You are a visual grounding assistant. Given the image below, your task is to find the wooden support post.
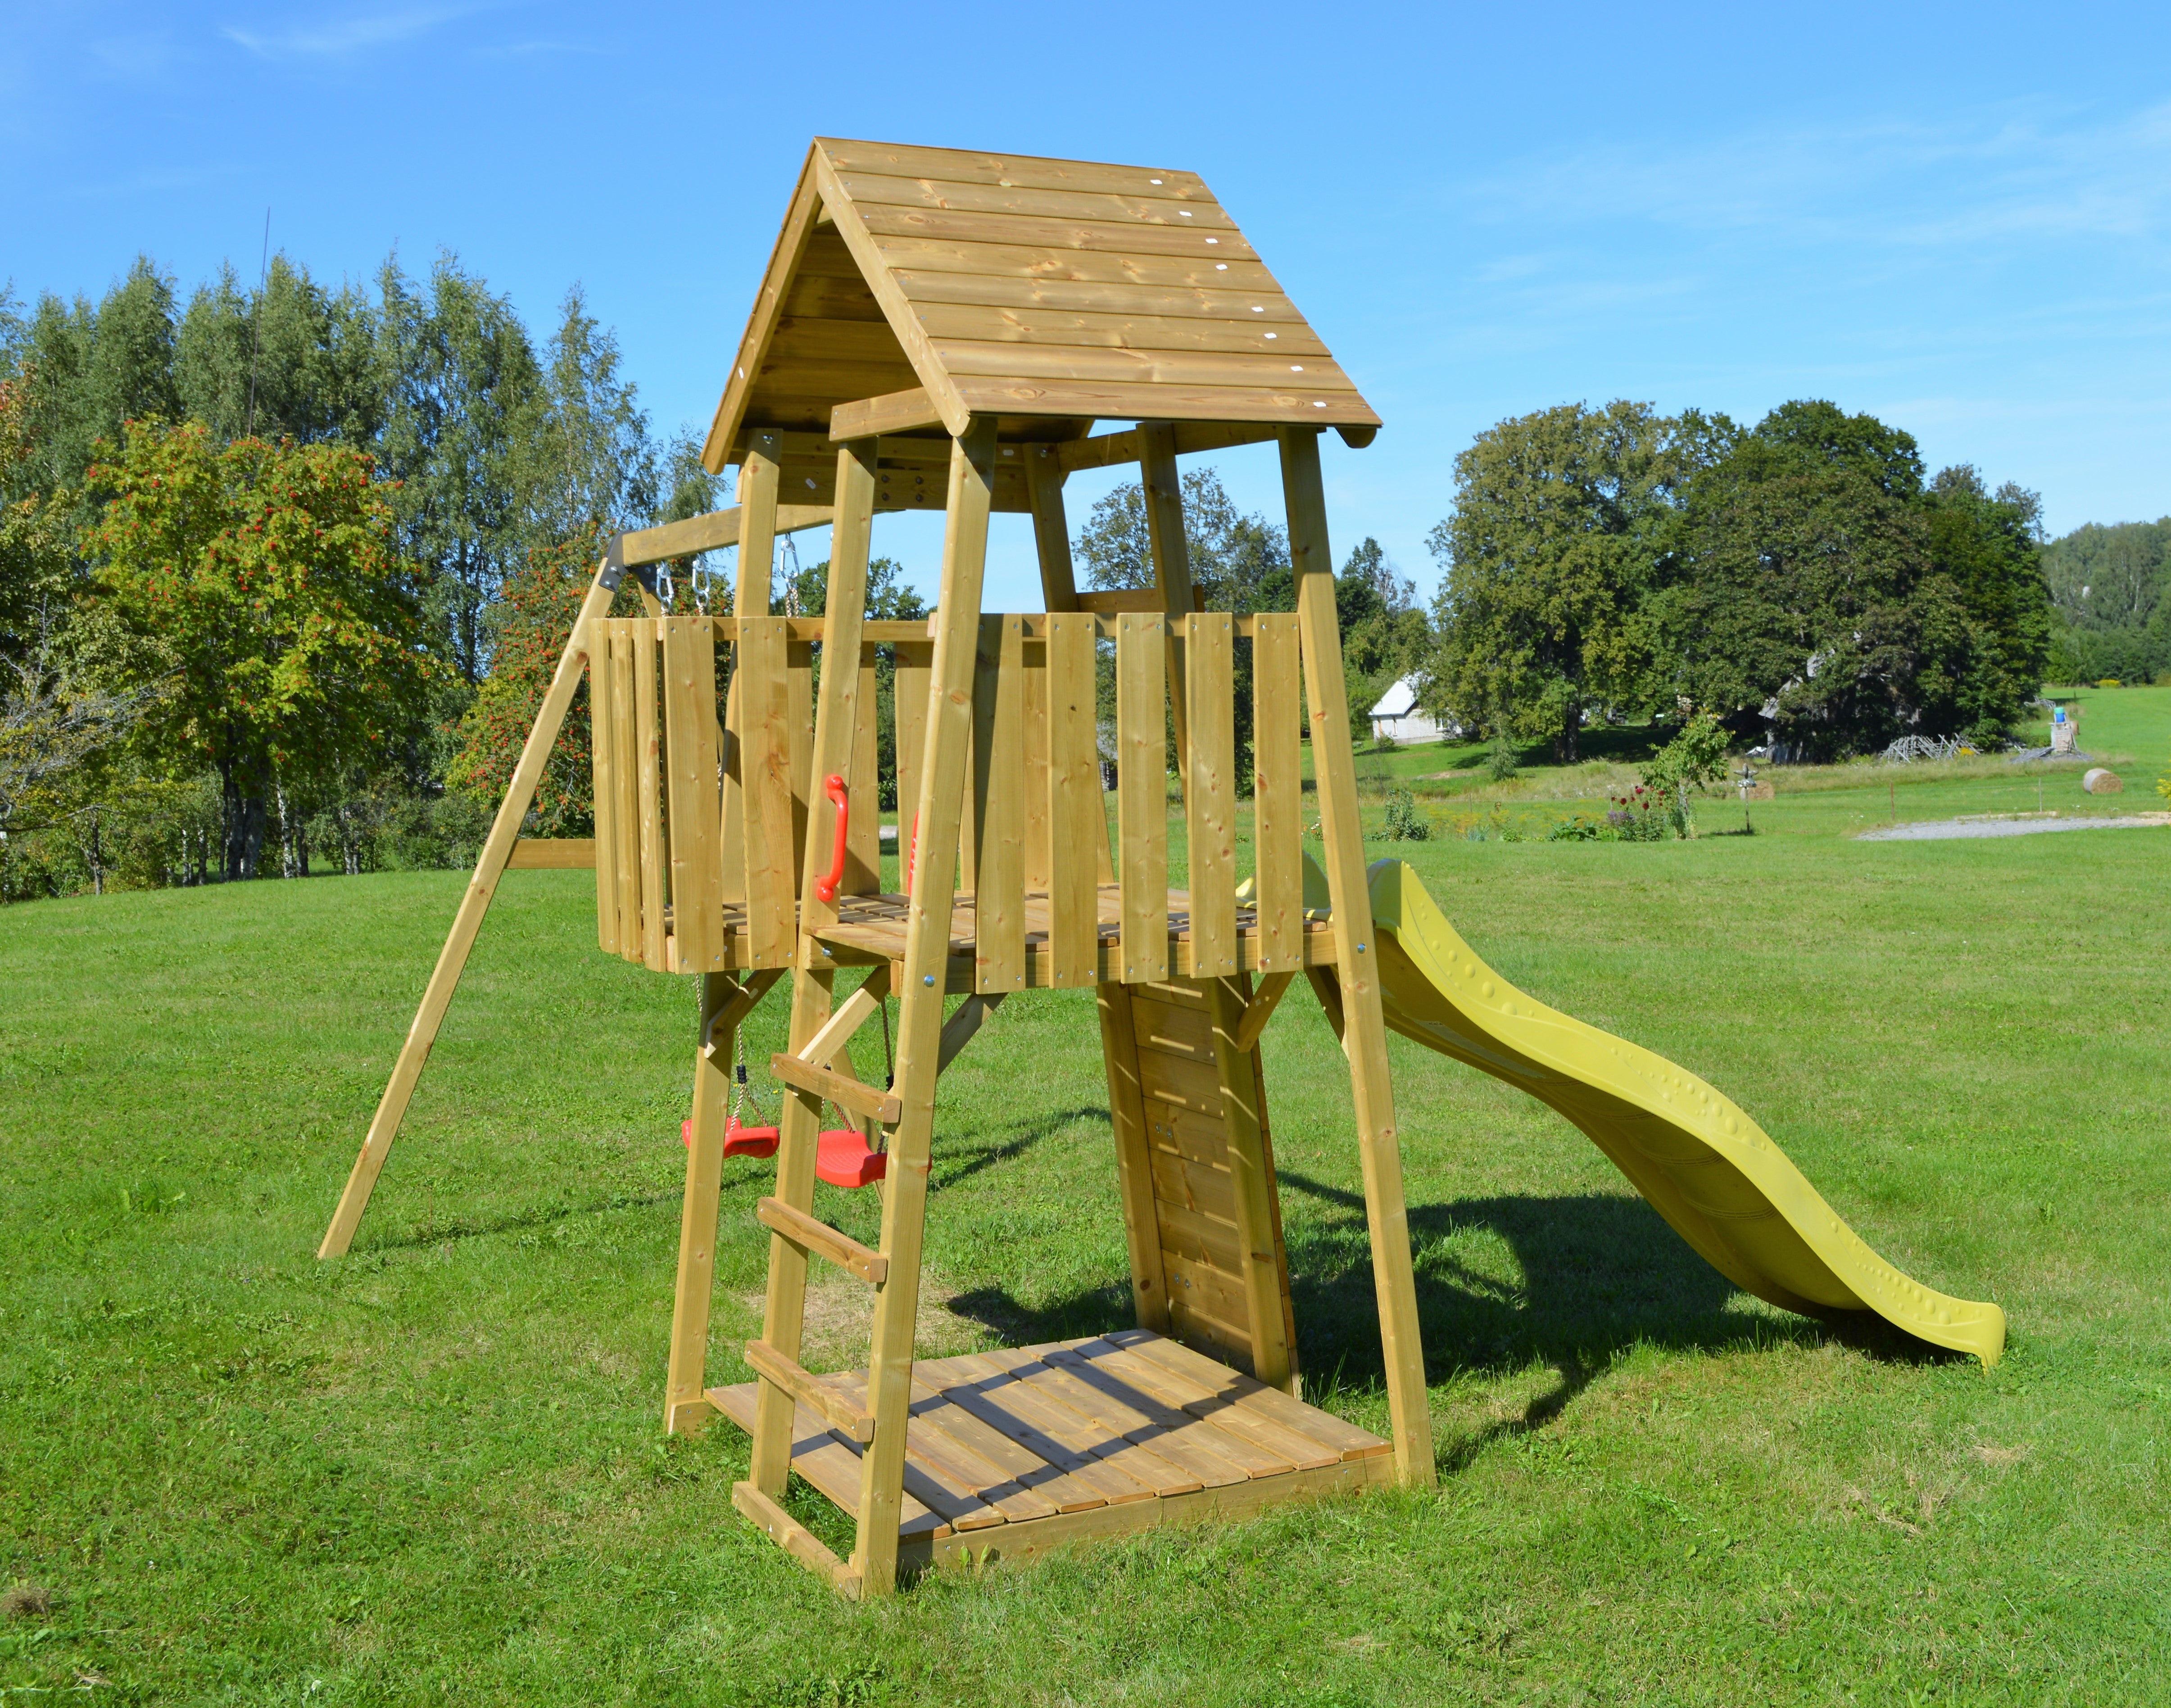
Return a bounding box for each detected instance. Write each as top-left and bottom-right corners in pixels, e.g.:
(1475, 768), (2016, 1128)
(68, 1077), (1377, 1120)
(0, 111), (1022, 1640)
(1279, 426), (1434, 1486)
(317, 559), (617, 1259)
(1139, 422), (1195, 802)
(748, 437), (878, 1495)
(854, 417), (998, 1596)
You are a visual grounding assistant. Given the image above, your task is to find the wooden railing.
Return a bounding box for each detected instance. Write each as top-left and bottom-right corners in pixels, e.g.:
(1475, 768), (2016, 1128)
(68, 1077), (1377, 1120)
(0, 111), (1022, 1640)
(586, 611), (1312, 987)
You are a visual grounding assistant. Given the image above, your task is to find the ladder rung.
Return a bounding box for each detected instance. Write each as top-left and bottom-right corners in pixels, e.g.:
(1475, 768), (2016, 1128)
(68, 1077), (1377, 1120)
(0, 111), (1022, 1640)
(744, 1338), (876, 1443)
(771, 1053), (902, 1126)
(758, 1196), (888, 1284)
(731, 1481), (862, 1597)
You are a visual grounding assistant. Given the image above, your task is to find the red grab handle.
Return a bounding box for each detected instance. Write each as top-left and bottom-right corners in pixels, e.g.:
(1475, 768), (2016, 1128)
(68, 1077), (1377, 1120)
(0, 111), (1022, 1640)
(814, 773), (850, 902)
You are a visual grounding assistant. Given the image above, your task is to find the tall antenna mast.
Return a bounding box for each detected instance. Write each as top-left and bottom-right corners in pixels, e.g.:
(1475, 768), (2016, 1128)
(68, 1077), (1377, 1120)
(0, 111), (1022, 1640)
(245, 207), (270, 438)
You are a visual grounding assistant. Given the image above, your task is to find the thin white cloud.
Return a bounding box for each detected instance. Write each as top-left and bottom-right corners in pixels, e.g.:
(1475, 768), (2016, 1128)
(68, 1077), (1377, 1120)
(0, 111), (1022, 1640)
(221, 6), (471, 59)
(1461, 99), (2171, 255)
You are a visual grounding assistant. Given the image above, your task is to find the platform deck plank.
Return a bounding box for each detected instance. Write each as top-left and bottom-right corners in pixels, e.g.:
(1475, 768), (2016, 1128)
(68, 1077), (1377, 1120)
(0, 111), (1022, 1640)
(711, 1332), (1390, 1566)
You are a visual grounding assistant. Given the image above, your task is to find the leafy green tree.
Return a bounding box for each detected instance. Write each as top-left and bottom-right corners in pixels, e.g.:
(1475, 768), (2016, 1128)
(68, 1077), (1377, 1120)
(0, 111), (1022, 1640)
(1920, 466), (2052, 737)
(372, 257), (547, 689)
(1657, 403), (2047, 755)
(1426, 401), (1727, 762)
(174, 255), (381, 448)
(6, 258), (181, 507)
(82, 420), (435, 878)
(2040, 517), (2170, 683)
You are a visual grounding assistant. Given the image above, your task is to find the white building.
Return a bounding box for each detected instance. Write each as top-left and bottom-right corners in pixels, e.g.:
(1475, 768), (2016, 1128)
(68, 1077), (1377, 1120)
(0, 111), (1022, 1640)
(1367, 676), (1456, 745)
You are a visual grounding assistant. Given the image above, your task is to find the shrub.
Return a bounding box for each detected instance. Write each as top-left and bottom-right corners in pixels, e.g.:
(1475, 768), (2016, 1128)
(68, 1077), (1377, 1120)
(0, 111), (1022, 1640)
(1487, 736), (1520, 781)
(1382, 788), (1429, 841)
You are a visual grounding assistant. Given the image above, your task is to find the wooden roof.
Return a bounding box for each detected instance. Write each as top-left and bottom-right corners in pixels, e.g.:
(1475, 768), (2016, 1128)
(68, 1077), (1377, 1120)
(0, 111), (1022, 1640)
(700, 139), (1380, 471)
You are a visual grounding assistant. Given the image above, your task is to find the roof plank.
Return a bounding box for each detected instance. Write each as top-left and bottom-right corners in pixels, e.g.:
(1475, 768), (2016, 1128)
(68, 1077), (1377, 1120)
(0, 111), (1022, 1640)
(832, 171), (1243, 231)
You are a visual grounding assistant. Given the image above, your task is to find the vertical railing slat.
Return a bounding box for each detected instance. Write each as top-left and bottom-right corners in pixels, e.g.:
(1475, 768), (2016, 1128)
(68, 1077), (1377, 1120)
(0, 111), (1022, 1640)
(1045, 612), (1100, 988)
(1117, 613), (1169, 984)
(844, 647), (882, 895)
(971, 615), (1026, 993)
(608, 623), (641, 962)
(892, 639), (931, 892)
(737, 615), (796, 970)
(589, 627), (620, 956)
(1251, 613), (1304, 974)
(662, 617), (725, 971)
(1022, 632), (1051, 897)
(633, 619), (669, 971)
(1185, 611), (1237, 978)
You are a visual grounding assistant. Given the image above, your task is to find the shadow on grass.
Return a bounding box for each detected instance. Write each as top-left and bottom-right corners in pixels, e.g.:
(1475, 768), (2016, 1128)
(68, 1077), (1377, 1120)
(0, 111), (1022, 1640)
(932, 1105), (1109, 1192)
(353, 1188), (680, 1255)
(937, 1166), (1958, 1475)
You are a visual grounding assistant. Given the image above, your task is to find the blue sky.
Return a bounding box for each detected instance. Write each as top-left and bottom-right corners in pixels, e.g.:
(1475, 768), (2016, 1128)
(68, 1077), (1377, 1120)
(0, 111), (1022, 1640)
(8, 2), (2170, 611)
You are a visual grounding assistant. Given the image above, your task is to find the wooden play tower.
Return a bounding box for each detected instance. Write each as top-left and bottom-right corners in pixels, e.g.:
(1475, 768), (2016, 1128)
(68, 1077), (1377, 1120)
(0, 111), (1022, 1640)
(319, 139), (1433, 1595)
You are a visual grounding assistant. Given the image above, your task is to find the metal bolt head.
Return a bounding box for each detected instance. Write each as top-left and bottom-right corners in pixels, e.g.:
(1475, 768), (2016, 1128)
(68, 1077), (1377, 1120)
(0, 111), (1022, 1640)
(924, 974), (935, 986)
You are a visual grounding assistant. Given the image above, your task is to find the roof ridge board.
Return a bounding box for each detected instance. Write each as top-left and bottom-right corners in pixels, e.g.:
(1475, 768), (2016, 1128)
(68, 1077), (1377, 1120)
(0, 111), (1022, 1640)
(892, 274), (1309, 322)
(815, 137), (1210, 198)
(832, 170), (1243, 231)
(854, 204), (1263, 263)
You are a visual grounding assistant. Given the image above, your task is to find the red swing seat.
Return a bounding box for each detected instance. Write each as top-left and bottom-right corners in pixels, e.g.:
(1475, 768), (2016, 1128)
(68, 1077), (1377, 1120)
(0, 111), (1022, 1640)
(680, 1118), (886, 1188)
(679, 1117), (780, 1158)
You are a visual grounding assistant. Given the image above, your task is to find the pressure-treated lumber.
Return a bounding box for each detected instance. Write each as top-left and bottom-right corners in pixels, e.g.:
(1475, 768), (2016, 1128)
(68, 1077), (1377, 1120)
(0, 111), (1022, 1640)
(855, 418), (998, 1595)
(936, 992), (1003, 1074)
(771, 1052), (903, 1127)
(1116, 613), (1169, 983)
(733, 1481), (862, 1597)
(1229, 971), (1296, 1056)
(1280, 426), (1433, 1486)
(829, 387), (945, 441)
(667, 966), (784, 1435)
(504, 838), (595, 869)
(616, 502), (834, 567)
(745, 1338), (876, 1443)
(317, 558), (618, 1260)
(748, 440), (875, 1495)
(757, 1197), (888, 1285)
(1097, 982), (1172, 1331)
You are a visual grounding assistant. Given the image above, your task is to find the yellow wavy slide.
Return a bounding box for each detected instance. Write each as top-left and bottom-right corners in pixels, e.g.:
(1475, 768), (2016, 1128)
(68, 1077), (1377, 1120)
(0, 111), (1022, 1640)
(1330, 858), (2005, 1364)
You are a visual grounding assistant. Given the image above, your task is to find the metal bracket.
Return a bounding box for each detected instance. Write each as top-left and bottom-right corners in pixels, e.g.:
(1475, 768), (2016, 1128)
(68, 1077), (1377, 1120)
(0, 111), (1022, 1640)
(599, 532), (662, 598)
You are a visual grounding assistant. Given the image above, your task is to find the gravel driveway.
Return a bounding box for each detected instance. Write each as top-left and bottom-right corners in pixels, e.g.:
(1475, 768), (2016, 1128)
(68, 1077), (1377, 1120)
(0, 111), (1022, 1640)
(1858, 813), (2171, 841)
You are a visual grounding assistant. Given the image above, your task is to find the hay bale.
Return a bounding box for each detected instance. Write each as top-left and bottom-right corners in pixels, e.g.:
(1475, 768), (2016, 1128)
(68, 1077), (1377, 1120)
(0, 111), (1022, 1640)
(2082, 768), (2123, 794)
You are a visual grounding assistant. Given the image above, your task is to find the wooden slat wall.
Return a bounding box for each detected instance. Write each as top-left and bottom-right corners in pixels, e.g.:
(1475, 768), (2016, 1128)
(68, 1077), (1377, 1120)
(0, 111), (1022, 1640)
(893, 639), (931, 881)
(632, 620), (669, 972)
(970, 616), (1025, 993)
(1122, 979), (1293, 1375)
(738, 616), (797, 969)
(844, 649), (881, 894)
(589, 633), (620, 956)
(1250, 613), (1304, 974)
(1043, 612), (1100, 988)
(662, 618), (726, 972)
(1184, 612), (1237, 978)
(1116, 613), (1168, 984)
(607, 624), (640, 960)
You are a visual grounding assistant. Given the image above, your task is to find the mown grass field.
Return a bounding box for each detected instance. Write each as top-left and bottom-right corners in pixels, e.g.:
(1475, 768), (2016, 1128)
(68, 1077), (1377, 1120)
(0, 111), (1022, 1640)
(4, 716), (2168, 1705)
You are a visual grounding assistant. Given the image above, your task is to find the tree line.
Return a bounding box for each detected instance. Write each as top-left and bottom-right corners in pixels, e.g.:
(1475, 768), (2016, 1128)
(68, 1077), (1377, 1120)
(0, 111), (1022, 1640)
(2, 248), (2113, 902)
(0, 252), (719, 897)
(2040, 518), (2171, 685)
(1423, 399), (2058, 762)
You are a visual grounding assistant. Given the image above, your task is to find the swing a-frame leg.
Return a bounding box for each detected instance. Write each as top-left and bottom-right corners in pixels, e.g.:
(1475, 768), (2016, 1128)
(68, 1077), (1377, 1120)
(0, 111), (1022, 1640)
(317, 552), (633, 1260)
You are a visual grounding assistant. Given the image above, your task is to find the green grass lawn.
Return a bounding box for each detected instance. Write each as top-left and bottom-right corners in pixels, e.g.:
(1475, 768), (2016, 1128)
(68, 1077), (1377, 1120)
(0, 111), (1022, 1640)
(5, 770), (2169, 1702)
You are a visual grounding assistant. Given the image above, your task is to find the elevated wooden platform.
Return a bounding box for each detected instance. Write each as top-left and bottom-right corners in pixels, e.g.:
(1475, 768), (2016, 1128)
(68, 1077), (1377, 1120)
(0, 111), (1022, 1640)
(666, 885), (1337, 983)
(708, 1329), (1389, 1573)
